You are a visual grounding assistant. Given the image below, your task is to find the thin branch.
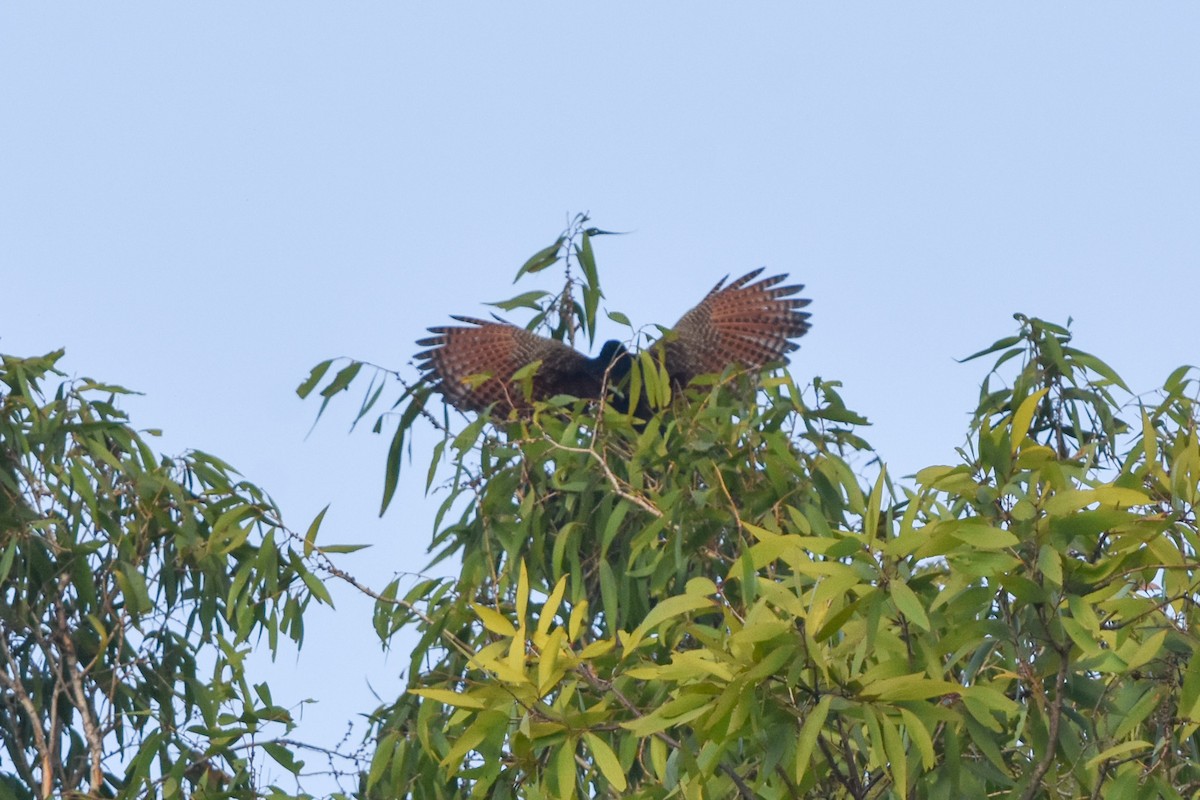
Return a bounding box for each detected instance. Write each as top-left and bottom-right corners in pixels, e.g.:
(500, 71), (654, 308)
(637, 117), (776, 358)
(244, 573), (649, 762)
(712, 466), (743, 534)
(540, 436), (663, 519)
(1019, 649), (1069, 800)
(817, 734), (861, 799)
(0, 635), (50, 796)
(54, 575), (104, 792)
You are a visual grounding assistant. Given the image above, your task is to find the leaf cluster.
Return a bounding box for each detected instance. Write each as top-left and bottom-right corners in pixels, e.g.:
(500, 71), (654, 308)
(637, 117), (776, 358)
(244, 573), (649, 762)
(0, 351), (337, 799)
(302, 228), (1200, 799)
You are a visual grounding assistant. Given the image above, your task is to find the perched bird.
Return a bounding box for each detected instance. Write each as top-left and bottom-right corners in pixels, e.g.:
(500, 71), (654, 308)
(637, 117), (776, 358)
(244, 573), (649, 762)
(416, 268), (811, 417)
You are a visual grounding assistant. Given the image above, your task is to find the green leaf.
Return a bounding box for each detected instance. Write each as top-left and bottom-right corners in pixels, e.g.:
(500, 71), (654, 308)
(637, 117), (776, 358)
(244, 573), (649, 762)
(1164, 364), (1194, 394)
(380, 422), (405, 516)
(318, 543), (368, 554)
(1044, 486), (1150, 516)
(1179, 647), (1200, 721)
(300, 568), (334, 606)
(555, 737), (577, 800)
(0, 538), (17, 585)
(627, 593), (717, 651)
(890, 581), (931, 630)
(1085, 740), (1153, 770)
(515, 237), (564, 280)
(1037, 545), (1062, 587)
(297, 359), (333, 398)
(944, 520), (1019, 549)
(794, 695), (831, 781)
(899, 707), (937, 769)
(116, 563), (153, 616)
(367, 732), (397, 790)
(958, 334), (1022, 363)
(862, 674), (963, 702)
(409, 687), (489, 709)
(864, 466), (886, 540)
(487, 290), (551, 312)
(262, 741), (301, 774)
(599, 559), (619, 633)
(880, 712), (907, 794)
(1112, 686), (1162, 740)
(320, 361), (362, 398)
(1122, 629), (1168, 673)
(577, 231), (598, 289)
(1065, 348), (1130, 391)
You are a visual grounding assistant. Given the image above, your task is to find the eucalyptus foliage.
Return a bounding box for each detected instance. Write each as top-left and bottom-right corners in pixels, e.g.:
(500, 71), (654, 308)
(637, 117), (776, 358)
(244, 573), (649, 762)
(0, 351), (334, 799)
(307, 227), (1199, 800)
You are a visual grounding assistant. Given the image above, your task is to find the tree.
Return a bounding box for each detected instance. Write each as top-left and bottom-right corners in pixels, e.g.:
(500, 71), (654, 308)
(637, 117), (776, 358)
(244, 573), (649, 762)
(0, 350), (347, 799)
(306, 220), (1200, 799)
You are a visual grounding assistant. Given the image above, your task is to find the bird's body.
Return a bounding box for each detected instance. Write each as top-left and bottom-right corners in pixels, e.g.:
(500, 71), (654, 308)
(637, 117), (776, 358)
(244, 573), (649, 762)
(417, 269), (810, 417)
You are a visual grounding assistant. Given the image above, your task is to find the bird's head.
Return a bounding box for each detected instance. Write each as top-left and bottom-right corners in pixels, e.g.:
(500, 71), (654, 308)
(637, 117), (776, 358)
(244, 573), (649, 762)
(593, 340), (632, 384)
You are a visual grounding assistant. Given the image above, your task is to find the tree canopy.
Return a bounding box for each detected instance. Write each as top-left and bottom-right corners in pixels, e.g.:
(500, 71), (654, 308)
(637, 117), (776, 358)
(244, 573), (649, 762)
(0, 351), (340, 798)
(304, 221), (1200, 799)
(4, 220), (1198, 799)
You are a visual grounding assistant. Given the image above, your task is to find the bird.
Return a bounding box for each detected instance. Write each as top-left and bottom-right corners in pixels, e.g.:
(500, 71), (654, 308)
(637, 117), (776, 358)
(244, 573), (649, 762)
(416, 268), (811, 417)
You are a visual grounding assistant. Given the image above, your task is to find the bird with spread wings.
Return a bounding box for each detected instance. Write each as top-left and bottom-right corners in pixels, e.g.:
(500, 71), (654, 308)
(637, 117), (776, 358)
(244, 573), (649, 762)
(417, 268), (811, 417)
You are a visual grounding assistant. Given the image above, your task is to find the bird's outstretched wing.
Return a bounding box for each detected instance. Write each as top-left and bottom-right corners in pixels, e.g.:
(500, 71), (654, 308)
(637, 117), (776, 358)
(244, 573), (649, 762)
(416, 317), (597, 414)
(660, 268), (811, 388)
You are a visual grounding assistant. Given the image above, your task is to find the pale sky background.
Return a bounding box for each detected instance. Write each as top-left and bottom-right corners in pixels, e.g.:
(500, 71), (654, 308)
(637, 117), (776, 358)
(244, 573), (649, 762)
(3, 4), (1198, 794)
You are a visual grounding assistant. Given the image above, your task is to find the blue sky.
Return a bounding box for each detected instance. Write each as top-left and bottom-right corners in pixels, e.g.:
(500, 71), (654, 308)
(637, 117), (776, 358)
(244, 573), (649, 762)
(3, 4), (1198, 793)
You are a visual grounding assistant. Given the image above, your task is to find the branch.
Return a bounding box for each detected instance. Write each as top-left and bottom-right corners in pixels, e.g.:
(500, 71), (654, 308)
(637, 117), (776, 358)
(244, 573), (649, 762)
(54, 576), (104, 792)
(1019, 650), (1069, 800)
(712, 466), (743, 534)
(0, 632), (54, 799)
(540, 436), (663, 519)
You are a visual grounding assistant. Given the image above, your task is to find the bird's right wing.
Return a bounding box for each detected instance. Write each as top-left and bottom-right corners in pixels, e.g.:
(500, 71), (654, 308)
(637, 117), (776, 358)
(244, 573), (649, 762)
(416, 317), (594, 415)
(660, 269), (811, 388)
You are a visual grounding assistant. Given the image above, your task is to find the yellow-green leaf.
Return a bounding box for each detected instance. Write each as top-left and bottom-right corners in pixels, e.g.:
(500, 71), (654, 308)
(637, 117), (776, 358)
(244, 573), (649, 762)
(516, 560), (530, 629)
(473, 603), (517, 637)
(863, 674), (963, 702)
(899, 707), (936, 769)
(626, 594), (717, 651)
(537, 576), (568, 638)
(890, 581), (930, 630)
(794, 695), (831, 782)
(945, 521), (1019, 549)
(1121, 629), (1168, 673)
(865, 466), (887, 540)
(583, 733), (627, 791)
(880, 712), (907, 793)
(555, 738), (577, 799)
(1037, 545), (1063, 587)
(568, 598), (588, 642)
(1085, 740), (1153, 769)
(408, 688), (488, 709)
(1011, 387), (1051, 453)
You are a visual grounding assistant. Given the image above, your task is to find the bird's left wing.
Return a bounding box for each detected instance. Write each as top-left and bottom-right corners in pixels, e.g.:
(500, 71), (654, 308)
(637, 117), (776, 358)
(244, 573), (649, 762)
(417, 317), (596, 415)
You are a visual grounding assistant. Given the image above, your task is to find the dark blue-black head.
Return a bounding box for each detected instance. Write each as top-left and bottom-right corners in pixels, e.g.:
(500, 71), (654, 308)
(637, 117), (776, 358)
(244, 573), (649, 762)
(587, 340), (639, 416)
(593, 340), (632, 383)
